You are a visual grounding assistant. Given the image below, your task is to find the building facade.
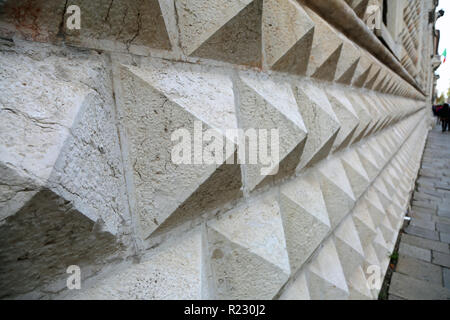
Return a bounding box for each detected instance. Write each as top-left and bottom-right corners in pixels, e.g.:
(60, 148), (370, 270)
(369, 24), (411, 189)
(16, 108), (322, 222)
(0, 0), (441, 299)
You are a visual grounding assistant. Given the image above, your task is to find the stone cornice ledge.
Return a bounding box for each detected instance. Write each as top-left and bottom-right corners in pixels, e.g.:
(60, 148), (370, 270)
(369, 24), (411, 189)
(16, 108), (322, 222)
(299, 0), (425, 97)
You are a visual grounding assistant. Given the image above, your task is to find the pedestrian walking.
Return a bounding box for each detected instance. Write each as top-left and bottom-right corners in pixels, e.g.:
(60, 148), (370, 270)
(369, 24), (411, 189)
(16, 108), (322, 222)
(439, 103), (450, 132)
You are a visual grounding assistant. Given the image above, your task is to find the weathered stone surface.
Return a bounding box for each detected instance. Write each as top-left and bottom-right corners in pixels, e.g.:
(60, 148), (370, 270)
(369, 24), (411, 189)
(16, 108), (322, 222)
(263, 0), (314, 74)
(432, 252), (450, 268)
(389, 272), (450, 300)
(206, 225), (288, 300)
(0, 0), (172, 52)
(280, 174), (330, 273)
(207, 194), (290, 278)
(396, 255), (443, 285)
(116, 61), (242, 239)
(387, 125), (450, 300)
(0, 0), (65, 42)
(333, 215), (365, 279)
(436, 223), (450, 234)
(444, 268), (450, 290)
(405, 225), (440, 241)
(0, 0), (436, 301)
(235, 72), (307, 191)
(70, 229), (203, 299)
(66, 0), (171, 51)
(410, 219), (436, 231)
(398, 243), (431, 262)
(440, 233), (450, 244)
(178, 0), (262, 66)
(317, 158), (356, 228)
(293, 83), (340, 170)
(307, 238), (349, 300)
(347, 266), (373, 300)
(0, 41), (129, 235)
(280, 272), (310, 300)
(0, 190), (121, 299)
(401, 234), (450, 254)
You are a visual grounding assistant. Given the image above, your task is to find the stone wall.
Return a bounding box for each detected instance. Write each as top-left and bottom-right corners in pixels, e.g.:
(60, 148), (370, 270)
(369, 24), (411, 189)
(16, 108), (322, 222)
(0, 0), (436, 299)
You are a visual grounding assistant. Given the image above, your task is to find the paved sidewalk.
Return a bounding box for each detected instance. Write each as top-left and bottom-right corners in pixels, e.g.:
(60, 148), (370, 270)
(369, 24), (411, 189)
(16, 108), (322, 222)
(388, 126), (450, 300)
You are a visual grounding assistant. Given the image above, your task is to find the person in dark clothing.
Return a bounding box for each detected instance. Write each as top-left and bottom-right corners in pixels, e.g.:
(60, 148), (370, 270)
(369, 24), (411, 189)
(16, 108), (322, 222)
(439, 103), (450, 132)
(432, 105), (441, 125)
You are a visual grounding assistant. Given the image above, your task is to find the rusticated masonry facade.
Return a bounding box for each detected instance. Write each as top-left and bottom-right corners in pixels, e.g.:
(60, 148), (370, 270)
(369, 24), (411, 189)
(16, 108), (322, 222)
(0, 0), (439, 299)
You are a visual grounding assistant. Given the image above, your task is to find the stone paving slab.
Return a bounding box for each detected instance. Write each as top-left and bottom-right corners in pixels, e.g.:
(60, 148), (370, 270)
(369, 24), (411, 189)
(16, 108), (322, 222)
(409, 211), (433, 221)
(444, 268), (450, 290)
(401, 234), (450, 254)
(410, 219), (436, 231)
(396, 255), (442, 285)
(432, 252), (450, 268)
(389, 272), (450, 300)
(438, 209), (450, 219)
(414, 192), (441, 202)
(398, 243), (431, 262)
(411, 206), (436, 215)
(440, 232), (450, 244)
(388, 127), (450, 300)
(404, 225), (440, 241)
(435, 215), (450, 225)
(436, 223), (450, 234)
(412, 200), (438, 211)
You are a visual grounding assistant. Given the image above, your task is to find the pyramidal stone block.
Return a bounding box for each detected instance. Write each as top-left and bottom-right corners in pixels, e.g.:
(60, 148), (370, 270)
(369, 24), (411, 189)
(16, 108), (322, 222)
(373, 228), (390, 268)
(207, 194), (291, 277)
(356, 145), (381, 182)
(293, 83), (341, 170)
(380, 216), (396, 248)
(1, 46), (90, 187)
(317, 158), (356, 228)
(345, 92), (373, 143)
(263, 0), (314, 74)
(357, 97), (383, 137)
(363, 96), (389, 133)
(373, 179), (392, 209)
(307, 238), (349, 300)
(352, 55), (373, 87)
(70, 229), (204, 299)
(333, 215), (365, 279)
(352, 201), (378, 249)
(177, 0), (263, 66)
(366, 68), (383, 91)
(325, 88), (360, 152)
(348, 266), (373, 300)
(279, 271), (310, 300)
(236, 72), (307, 191)
(367, 140), (388, 168)
(206, 225), (289, 300)
(386, 205), (402, 230)
(280, 173), (331, 273)
(0, 0), (66, 43)
(335, 39), (361, 85)
(64, 0), (172, 51)
(176, 0), (252, 55)
(116, 61), (242, 239)
(0, 189), (121, 299)
(0, 165), (39, 222)
(363, 243), (381, 273)
(364, 188), (387, 228)
(304, 7), (344, 81)
(341, 149), (371, 199)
